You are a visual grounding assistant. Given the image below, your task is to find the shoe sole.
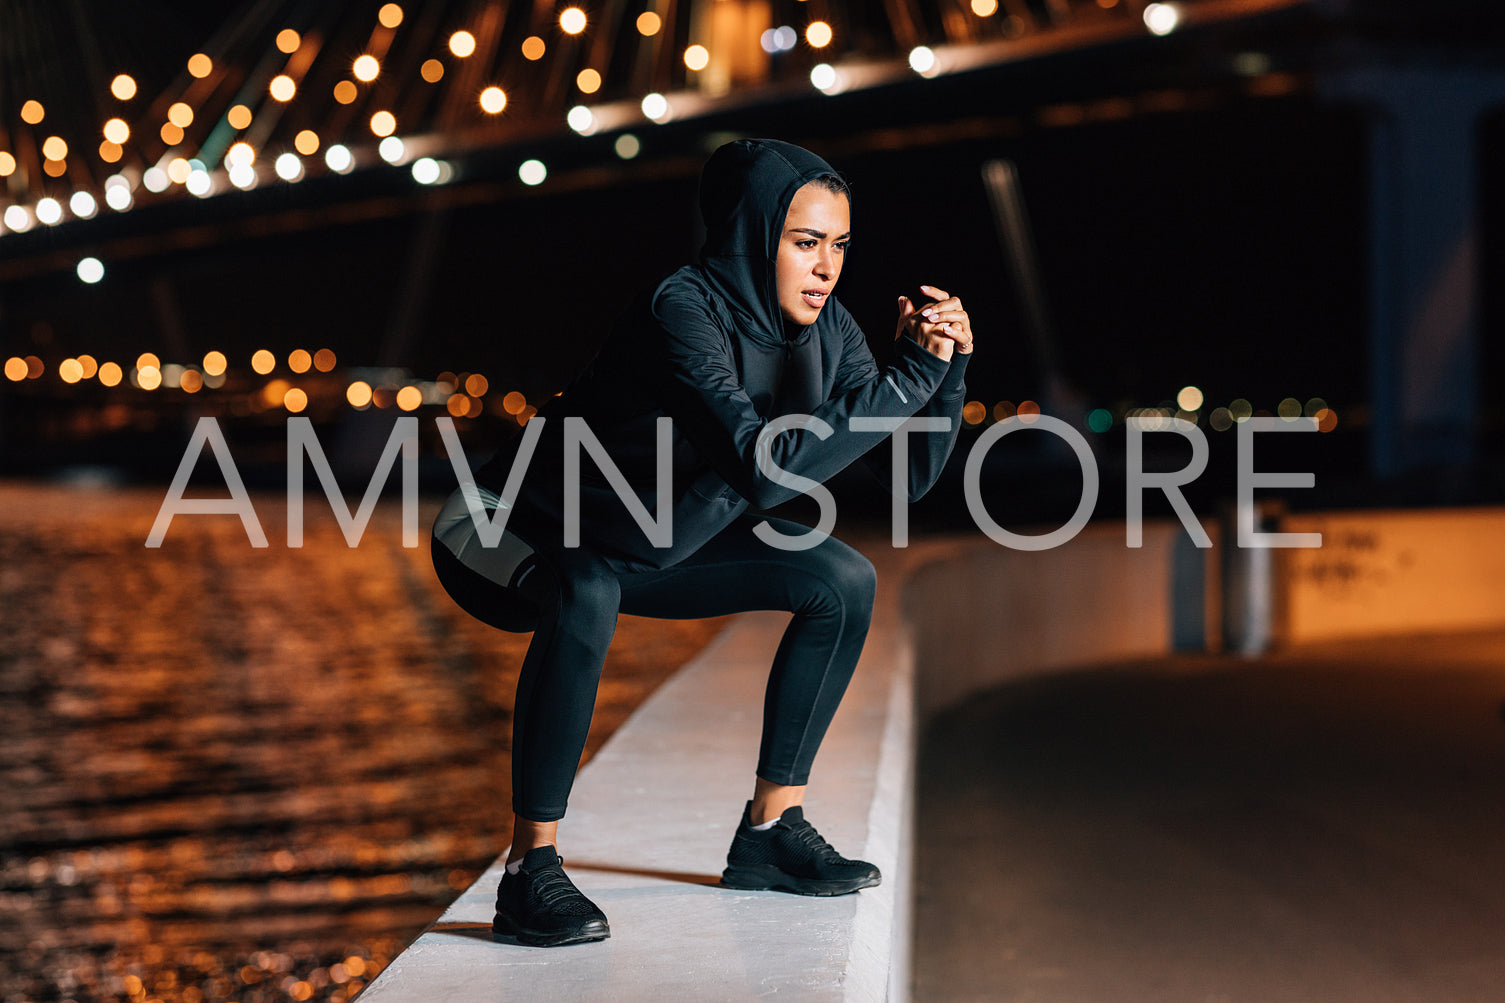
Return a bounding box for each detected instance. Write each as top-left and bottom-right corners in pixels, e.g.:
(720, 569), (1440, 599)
(491, 914), (610, 947)
(720, 864), (882, 897)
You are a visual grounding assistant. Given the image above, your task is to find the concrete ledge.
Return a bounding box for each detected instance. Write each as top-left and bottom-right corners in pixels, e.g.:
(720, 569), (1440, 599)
(361, 524), (1195, 1001)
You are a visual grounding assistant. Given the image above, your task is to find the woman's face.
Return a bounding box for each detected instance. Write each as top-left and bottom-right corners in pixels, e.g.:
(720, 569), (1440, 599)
(775, 182), (851, 327)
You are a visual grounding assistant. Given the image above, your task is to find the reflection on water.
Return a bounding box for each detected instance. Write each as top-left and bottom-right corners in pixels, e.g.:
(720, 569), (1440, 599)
(0, 484), (727, 1002)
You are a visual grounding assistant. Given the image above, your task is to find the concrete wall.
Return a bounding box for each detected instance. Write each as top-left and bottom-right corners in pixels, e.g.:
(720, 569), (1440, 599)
(907, 522), (1189, 720)
(1279, 507), (1505, 644)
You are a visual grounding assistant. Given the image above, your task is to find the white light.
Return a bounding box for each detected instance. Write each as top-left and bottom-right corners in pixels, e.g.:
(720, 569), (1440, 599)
(378, 136), (406, 164)
(69, 191), (97, 219)
(518, 159), (547, 186)
(810, 63), (841, 93)
(774, 26), (797, 51)
(909, 46), (937, 75)
(3, 205), (30, 232)
(411, 157), (441, 185)
(35, 198), (63, 225)
(760, 29), (779, 54)
(76, 257), (104, 284)
(325, 144), (354, 173)
(229, 163), (257, 189)
(104, 174), (131, 191)
(143, 167), (169, 192)
(275, 152), (303, 181)
(1144, 2), (1180, 35)
(105, 185), (132, 211)
(566, 105), (596, 134)
(640, 92), (669, 121)
(186, 169), (212, 196)
(226, 142), (255, 168)
(615, 133), (641, 159)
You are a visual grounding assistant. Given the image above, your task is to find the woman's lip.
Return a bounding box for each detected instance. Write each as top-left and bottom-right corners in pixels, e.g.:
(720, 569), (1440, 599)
(802, 291), (827, 308)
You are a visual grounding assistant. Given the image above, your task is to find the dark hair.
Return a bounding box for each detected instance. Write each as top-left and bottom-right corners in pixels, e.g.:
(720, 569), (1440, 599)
(810, 172), (850, 200)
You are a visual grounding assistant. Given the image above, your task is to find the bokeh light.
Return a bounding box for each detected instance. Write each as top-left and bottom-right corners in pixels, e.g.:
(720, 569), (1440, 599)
(203, 351), (227, 376)
(522, 36), (545, 60)
(615, 134), (641, 159)
(560, 7), (587, 34)
(20, 100), (43, 124)
(449, 31), (476, 57)
(1144, 2), (1180, 35)
(1177, 385), (1204, 411)
(137, 366), (162, 391)
(98, 361), (123, 386)
(269, 75), (296, 101)
(577, 68), (602, 93)
(251, 350), (276, 375)
(103, 118), (130, 144)
(276, 30), (300, 54)
(806, 21), (833, 48)
(187, 53), (213, 76)
(1087, 408), (1113, 433)
(314, 349), (337, 372)
(395, 386), (423, 411)
(283, 388), (308, 413)
(379, 4), (404, 28)
(294, 130), (320, 155)
(288, 349), (312, 374)
(637, 12), (661, 35)
(518, 159), (547, 185)
(465, 374), (489, 397)
(684, 45), (710, 71)
(334, 80), (358, 104)
(972, 0), (1000, 15)
(4, 357), (28, 381)
(228, 104), (253, 129)
(353, 55), (380, 82)
(111, 74), (137, 100)
(421, 59), (445, 82)
(76, 257), (104, 283)
(480, 87), (507, 113)
(962, 401), (986, 426)
(347, 381), (373, 408)
(370, 110), (396, 136)
(70, 191), (97, 219)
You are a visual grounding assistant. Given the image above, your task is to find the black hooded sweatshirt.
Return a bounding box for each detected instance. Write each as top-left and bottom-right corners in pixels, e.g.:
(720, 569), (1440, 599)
(473, 138), (970, 573)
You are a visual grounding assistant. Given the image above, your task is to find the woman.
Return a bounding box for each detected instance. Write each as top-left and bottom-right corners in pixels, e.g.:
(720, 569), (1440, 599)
(432, 138), (975, 947)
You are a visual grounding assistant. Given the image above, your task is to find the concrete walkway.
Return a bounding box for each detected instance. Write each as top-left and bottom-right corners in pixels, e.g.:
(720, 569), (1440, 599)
(914, 628), (1505, 1002)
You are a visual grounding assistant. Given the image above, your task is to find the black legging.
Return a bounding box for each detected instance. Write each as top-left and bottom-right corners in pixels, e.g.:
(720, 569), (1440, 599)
(431, 512), (877, 822)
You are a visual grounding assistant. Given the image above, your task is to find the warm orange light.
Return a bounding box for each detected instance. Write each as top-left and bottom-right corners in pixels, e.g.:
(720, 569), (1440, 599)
(294, 130), (319, 155)
(98, 140), (123, 163)
(98, 361), (123, 387)
(180, 370), (203, 393)
(972, 0), (999, 14)
(353, 55), (380, 82)
(446, 393), (468, 417)
(449, 31), (476, 57)
(167, 158), (191, 183)
(683, 45), (710, 71)
(0, 153), (14, 176)
(137, 366), (162, 391)
(576, 68), (601, 93)
(187, 53), (213, 77)
(333, 81), (358, 104)
(41, 136), (67, 160)
(42, 159), (65, 177)
(261, 379), (291, 407)
(3, 357), (27, 381)
(395, 385), (423, 411)
(313, 348), (336, 372)
(1017, 399), (1041, 423)
(111, 75), (137, 100)
(993, 401), (1016, 421)
(421, 59), (445, 81)
(521, 36), (545, 60)
(479, 87), (507, 113)
(379, 4), (404, 28)
(24, 356), (43, 379)
(276, 29), (301, 54)
(370, 110), (396, 136)
(962, 401), (986, 425)
(1315, 408), (1338, 433)
(168, 102), (194, 128)
(806, 21), (833, 47)
(288, 349), (312, 373)
(637, 12), (661, 35)
(251, 349), (276, 375)
(59, 359), (83, 384)
(103, 118), (130, 144)
(559, 7), (587, 34)
(284, 387), (308, 413)
(21, 100), (44, 124)
(465, 373), (488, 397)
(347, 381), (373, 407)
(203, 350), (227, 376)
(136, 352), (161, 371)
(160, 122), (185, 146)
(77, 355), (98, 379)
(502, 390), (526, 415)
(227, 141), (255, 166)
(228, 104), (253, 129)
(269, 75), (296, 102)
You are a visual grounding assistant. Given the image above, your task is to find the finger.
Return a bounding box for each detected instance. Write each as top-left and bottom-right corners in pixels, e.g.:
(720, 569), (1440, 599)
(920, 284), (951, 301)
(918, 299), (962, 321)
(920, 309), (967, 325)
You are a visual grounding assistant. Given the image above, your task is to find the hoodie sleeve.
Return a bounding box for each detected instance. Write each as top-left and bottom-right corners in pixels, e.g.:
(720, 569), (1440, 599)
(829, 304), (970, 501)
(655, 285), (953, 511)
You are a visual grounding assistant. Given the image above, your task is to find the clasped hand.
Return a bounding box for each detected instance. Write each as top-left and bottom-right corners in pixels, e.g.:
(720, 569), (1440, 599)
(895, 285), (974, 362)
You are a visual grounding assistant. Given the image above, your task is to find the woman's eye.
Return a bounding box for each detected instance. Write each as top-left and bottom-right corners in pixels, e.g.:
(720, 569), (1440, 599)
(796, 239), (816, 249)
(835, 241), (849, 252)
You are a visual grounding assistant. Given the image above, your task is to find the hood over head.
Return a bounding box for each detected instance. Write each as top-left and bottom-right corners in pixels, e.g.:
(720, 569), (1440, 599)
(697, 138), (848, 347)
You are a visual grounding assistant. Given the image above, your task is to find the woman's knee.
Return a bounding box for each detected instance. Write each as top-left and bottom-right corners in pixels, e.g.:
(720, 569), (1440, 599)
(792, 543), (876, 619)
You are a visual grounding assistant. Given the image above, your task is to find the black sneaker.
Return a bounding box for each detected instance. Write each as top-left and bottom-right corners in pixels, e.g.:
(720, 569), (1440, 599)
(492, 846), (610, 947)
(721, 802), (882, 896)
